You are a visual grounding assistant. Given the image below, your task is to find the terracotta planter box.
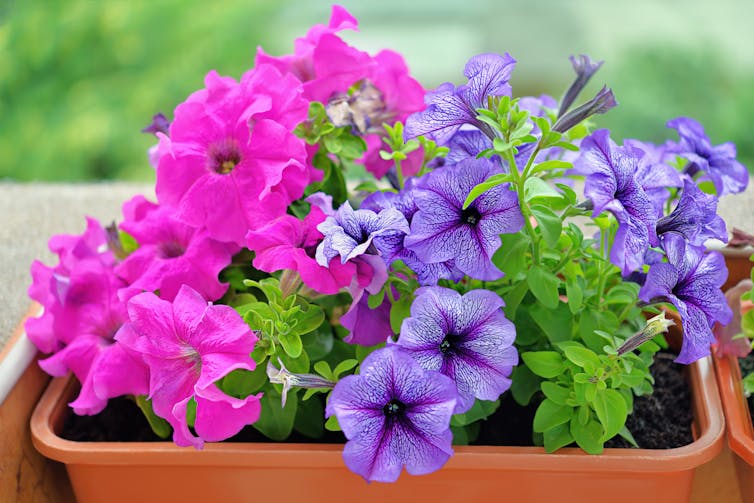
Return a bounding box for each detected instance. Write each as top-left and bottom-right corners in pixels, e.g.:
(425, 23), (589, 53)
(32, 356), (723, 503)
(715, 354), (754, 502)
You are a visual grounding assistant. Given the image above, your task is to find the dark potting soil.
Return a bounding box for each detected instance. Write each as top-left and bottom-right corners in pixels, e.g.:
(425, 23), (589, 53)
(62, 352), (693, 449)
(739, 353), (754, 421)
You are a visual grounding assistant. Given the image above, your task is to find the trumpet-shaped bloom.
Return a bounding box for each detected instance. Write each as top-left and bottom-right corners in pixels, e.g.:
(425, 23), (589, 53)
(624, 139), (682, 216)
(656, 179), (727, 246)
(405, 53), (516, 144)
(639, 233), (732, 364)
(326, 346), (457, 482)
(667, 117), (748, 196)
(395, 287), (517, 413)
(117, 285), (261, 448)
(246, 204), (356, 295)
(315, 201), (409, 266)
(404, 158), (524, 281)
(155, 68), (309, 246)
(116, 196), (236, 302)
(573, 129), (657, 275)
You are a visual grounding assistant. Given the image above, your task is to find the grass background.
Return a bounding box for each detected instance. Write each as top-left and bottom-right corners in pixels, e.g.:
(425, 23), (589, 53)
(1, 0), (752, 182)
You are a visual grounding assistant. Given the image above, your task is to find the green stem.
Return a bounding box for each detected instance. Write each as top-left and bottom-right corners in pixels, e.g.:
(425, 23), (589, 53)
(596, 225), (610, 308)
(395, 158), (404, 190)
(505, 150), (540, 264)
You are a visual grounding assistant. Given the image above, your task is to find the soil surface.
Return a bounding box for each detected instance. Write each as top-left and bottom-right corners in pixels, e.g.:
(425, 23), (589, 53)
(62, 352), (693, 449)
(739, 353), (754, 420)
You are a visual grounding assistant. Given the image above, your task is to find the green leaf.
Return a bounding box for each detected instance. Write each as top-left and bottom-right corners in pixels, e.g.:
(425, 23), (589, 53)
(501, 279), (529, 320)
(462, 173), (512, 209)
(527, 265), (560, 309)
(560, 343), (601, 370)
(278, 332), (303, 358)
(618, 426), (639, 447)
(293, 394), (325, 439)
(522, 351), (565, 378)
(510, 364), (541, 405)
(593, 389), (629, 442)
(301, 324), (334, 361)
(524, 177), (562, 202)
(332, 359), (358, 379)
(533, 399), (573, 432)
(252, 389), (299, 441)
(578, 310), (619, 352)
(543, 422), (575, 453)
(450, 399), (500, 427)
(278, 349), (310, 375)
(313, 361), (334, 381)
(541, 382), (570, 405)
(570, 416), (604, 454)
(324, 414), (341, 431)
(367, 290), (385, 309)
(530, 302), (574, 343)
(530, 204), (562, 248)
(389, 295), (411, 334)
(531, 159), (572, 175)
(565, 277), (583, 314)
(492, 232), (530, 280)
(451, 426), (470, 445)
(134, 395), (172, 439)
(290, 302), (325, 336)
(220, 366), (267, 398)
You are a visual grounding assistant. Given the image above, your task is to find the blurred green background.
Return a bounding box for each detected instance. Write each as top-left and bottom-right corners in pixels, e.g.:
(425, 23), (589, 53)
(1, 0), (753, 181)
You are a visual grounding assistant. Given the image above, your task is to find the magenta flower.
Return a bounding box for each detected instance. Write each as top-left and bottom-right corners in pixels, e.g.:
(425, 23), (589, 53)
(258, 7), (425, 180)
(115, 195), (236, 302)
(26, 218), (125, 353)
(245, 205), (356, 295)
(326, 346), (457, 482)
(395, 287), (517, 413)
(155, 68), (309, 246)
(117, 285), (261, 448)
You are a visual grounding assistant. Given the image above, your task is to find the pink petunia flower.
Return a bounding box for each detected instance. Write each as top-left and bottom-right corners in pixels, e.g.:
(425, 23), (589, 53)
(256, 6), (425, 180)
(245, 204), (356, 295)
(117, 285), (261, 448)
(116, 195), (237, 302)
(155, 67), (309, 246)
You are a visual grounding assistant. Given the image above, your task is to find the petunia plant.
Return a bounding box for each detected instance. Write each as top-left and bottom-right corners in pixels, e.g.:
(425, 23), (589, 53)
(27, 4), (747, 483)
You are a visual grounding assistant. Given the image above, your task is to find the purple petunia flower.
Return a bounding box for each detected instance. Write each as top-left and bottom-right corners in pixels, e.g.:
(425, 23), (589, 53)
(395, 287), (517, 413)
(361, 182), (464, 285)
(404, 53), (516, 144)
(326, 346), (457, 482)
(404, 158), (524, 281)
(315, 201), (409, 266)
(624, 139), (683, 216)
(573, 129), (657, 275)
(666, 117), (748, 196)
(639, 233), (732, 364)
(656, 179), (727, 246)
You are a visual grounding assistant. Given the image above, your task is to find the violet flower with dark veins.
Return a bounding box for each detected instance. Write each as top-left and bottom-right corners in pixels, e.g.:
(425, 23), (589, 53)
(315, 201), (409, 266)
(656, 178), (727, 246)
(404, 158), (524, 281)
(667, 117), (748, 196)
(557, 54), (604, 118)
(395, 286), (517, 413)
(639, 233), (732, 364)
(361, 182), (464, 285)
(325, 346), (457, 482)
(404, 53), (516, 144)
(573, 129), (657, 275)
(624, 139), (682, 216)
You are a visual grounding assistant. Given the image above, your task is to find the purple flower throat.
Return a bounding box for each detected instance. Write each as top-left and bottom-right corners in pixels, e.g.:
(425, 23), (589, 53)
(208, 138), (242, 174)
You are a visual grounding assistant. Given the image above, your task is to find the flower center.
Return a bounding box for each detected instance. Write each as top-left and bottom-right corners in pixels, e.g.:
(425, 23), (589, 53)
(460, 206), (482, 226)
(207, 138), (242, 175)
(158, 241), (186, 259)
(439, 334), (460, 355)
(383, 399), (405, 417)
